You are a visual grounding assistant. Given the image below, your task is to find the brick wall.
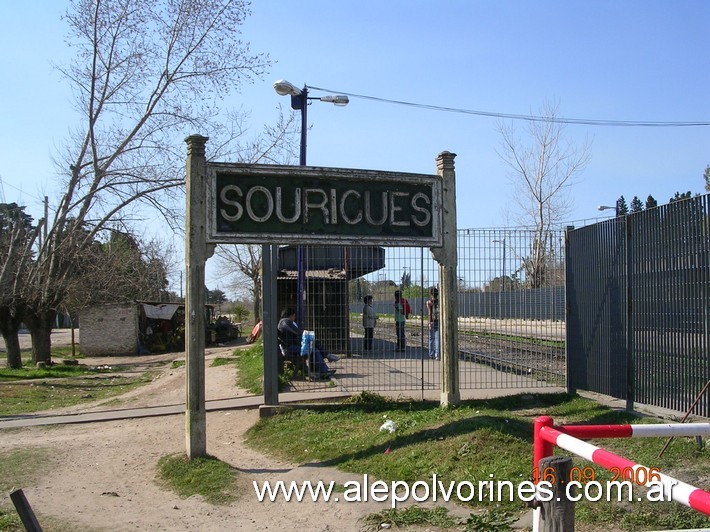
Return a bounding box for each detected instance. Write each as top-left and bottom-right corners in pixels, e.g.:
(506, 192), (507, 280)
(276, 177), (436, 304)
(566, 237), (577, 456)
(80, 303), (139, 356)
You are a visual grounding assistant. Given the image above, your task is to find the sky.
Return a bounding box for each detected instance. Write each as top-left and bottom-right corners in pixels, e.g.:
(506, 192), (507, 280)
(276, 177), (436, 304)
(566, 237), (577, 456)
(1, 1), (708, 293)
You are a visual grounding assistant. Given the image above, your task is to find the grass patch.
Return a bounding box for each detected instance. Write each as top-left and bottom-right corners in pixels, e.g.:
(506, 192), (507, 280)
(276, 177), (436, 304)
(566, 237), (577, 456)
(234, 342), (265, 394)
(211, 357), (237, 368)
(0, 371), (156, 416)
(245, 391), (710, 530)
(0, 507), (23, 531)
(0, 447), (57, 531)
(157, 453), (239, 504)
(366, 505), (461, 529)
(49, 345), (83, 358)
(0, 363), (113, 381)
(171, 360), (185, 369)
(0, 447), (56, 494)
(0, 447), (78, 531)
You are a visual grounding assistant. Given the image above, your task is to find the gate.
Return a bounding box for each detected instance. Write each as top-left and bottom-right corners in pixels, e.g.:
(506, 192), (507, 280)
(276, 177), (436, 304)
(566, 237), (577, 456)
(567, 195), (710, 416)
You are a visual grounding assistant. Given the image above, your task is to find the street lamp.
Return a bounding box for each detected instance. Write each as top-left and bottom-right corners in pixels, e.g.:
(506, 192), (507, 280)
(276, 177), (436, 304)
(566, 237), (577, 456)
(273, 80), (349, 166)
(273, 80), (349, 326)
(597, 205), (619, 216)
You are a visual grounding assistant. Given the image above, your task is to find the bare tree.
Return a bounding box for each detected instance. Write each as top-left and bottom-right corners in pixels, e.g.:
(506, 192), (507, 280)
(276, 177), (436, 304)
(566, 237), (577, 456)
(498, 100), (591, 287)
(210, 107), (300, 323)
(6, 0), (289, 365)
(213, 244), (263, 322)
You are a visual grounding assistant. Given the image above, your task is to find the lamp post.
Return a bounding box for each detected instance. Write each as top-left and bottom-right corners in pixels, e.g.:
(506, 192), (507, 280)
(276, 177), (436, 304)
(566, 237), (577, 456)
(273, 80), (349, 326)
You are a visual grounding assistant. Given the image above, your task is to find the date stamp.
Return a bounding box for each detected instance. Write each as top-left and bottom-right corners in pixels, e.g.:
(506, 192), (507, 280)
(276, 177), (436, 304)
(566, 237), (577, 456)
(533, 466), (661, 485)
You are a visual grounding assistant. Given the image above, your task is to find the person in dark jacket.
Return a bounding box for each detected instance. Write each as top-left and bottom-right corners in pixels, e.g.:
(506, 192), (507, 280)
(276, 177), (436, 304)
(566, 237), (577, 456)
(277, 308), (335, 379)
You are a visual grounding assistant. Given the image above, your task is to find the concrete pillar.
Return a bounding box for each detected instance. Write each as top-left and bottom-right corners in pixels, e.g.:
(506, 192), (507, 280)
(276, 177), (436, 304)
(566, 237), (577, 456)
(432, 151), (460, 407)
(184, 134), (208, 458)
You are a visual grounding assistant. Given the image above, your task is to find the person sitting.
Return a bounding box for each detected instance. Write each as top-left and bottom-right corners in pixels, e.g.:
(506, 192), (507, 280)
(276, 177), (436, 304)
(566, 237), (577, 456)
(277, 308), (336, 380)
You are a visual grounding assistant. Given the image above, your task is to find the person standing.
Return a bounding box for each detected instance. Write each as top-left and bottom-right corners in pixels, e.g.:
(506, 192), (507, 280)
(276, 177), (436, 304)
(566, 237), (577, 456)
(362, 295), (377, 350)
(393, 290), (406, 351)
(426, 287), (440, 360)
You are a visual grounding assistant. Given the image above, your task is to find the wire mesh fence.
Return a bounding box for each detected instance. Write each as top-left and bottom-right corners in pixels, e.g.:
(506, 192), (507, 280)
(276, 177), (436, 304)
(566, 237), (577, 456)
(279, 228), (566, 393)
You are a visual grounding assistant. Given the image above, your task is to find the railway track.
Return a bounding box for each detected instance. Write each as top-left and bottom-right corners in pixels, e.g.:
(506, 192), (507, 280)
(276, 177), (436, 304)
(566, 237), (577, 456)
(362, 322), (566, 383)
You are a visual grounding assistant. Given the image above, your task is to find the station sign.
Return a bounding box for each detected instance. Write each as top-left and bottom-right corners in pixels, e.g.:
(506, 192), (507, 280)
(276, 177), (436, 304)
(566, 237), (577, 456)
(206, 163), (442, 246)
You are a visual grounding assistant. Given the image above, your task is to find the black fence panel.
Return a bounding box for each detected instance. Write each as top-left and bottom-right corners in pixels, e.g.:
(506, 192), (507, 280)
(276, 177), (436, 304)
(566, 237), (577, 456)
(567, 195), (710, 416)
(566, 219), (628, 400)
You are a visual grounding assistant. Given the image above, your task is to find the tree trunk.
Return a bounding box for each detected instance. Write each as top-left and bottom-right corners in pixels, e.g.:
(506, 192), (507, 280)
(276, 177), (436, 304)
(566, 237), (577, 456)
(3, 331), (22, 369)
(26, 309), (55, 365)
(0, 309), (23, 369)
(253, 278), (262, 324)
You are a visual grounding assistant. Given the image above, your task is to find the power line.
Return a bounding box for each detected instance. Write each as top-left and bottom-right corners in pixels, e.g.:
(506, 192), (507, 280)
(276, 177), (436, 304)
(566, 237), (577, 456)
(0, 176), (49, 209)
(308, 86), (710, 127)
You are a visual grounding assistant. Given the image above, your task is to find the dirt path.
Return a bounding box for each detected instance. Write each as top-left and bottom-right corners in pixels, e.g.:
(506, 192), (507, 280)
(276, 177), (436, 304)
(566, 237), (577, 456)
(0, 343), (477, 531)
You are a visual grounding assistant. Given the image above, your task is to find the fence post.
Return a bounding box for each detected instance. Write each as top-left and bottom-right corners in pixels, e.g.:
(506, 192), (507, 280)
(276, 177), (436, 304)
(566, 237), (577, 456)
(538, 456), (575, 531)
(624, 215), (634, 412)
(564, 225), (576, 395)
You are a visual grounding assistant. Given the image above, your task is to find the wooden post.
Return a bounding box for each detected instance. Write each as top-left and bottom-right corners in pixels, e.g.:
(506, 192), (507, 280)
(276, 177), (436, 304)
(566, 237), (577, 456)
(185, 134), (209, 458)
(539, 456), (575, 531)
(431, 151), (460, 407)
(10, 489), (42, 532)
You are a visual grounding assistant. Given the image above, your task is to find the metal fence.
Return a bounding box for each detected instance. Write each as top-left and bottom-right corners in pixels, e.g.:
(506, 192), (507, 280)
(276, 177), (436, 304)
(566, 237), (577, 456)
(285, 228), (566, 393)
(567, 195), (710, 416)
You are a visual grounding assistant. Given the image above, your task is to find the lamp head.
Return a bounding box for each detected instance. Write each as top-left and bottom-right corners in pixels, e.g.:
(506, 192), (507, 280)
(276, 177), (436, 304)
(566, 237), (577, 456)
(319, 95), (349, 106)
(597, 205), (614, 211)
(273, 80), (302, 97)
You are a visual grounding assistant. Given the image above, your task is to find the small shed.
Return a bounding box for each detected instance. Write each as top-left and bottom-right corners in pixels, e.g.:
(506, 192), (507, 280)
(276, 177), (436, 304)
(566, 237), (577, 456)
(80, 303), (139, 356)
(80, 302), (210, 356)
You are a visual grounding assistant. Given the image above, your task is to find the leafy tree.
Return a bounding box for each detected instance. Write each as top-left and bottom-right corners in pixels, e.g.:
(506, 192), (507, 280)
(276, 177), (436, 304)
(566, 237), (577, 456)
(488, 275), (518, 292)
(206, 288), (228, 305)
(615, 196), (629, 216)
(229, 302), (250, 323)
(63, 231), (172, 312)
(401, 270), (412, 290)
(0, 203), (36, 368)
(670, 191), (692, 202)
(704, 165), (710, 192)
(645, 195), (658, 209)
(630, 196), (644, 213)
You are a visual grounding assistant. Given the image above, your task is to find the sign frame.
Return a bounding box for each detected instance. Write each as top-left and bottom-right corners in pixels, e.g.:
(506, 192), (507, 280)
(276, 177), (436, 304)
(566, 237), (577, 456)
(206, 162), (443, 246)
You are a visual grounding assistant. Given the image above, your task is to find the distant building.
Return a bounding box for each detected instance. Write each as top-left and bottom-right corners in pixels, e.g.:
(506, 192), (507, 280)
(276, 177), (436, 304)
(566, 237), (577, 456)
(80, 302), (187, 356)
(80, 303), (140, 356)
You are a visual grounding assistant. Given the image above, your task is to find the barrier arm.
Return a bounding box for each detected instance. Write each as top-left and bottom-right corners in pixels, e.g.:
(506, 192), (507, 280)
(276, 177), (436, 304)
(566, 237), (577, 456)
(533, 416), (710, 516)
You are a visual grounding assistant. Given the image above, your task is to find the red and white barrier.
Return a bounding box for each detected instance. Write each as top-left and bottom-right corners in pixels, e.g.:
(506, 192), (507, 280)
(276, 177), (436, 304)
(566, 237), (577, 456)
(533, 416), (710, 517)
